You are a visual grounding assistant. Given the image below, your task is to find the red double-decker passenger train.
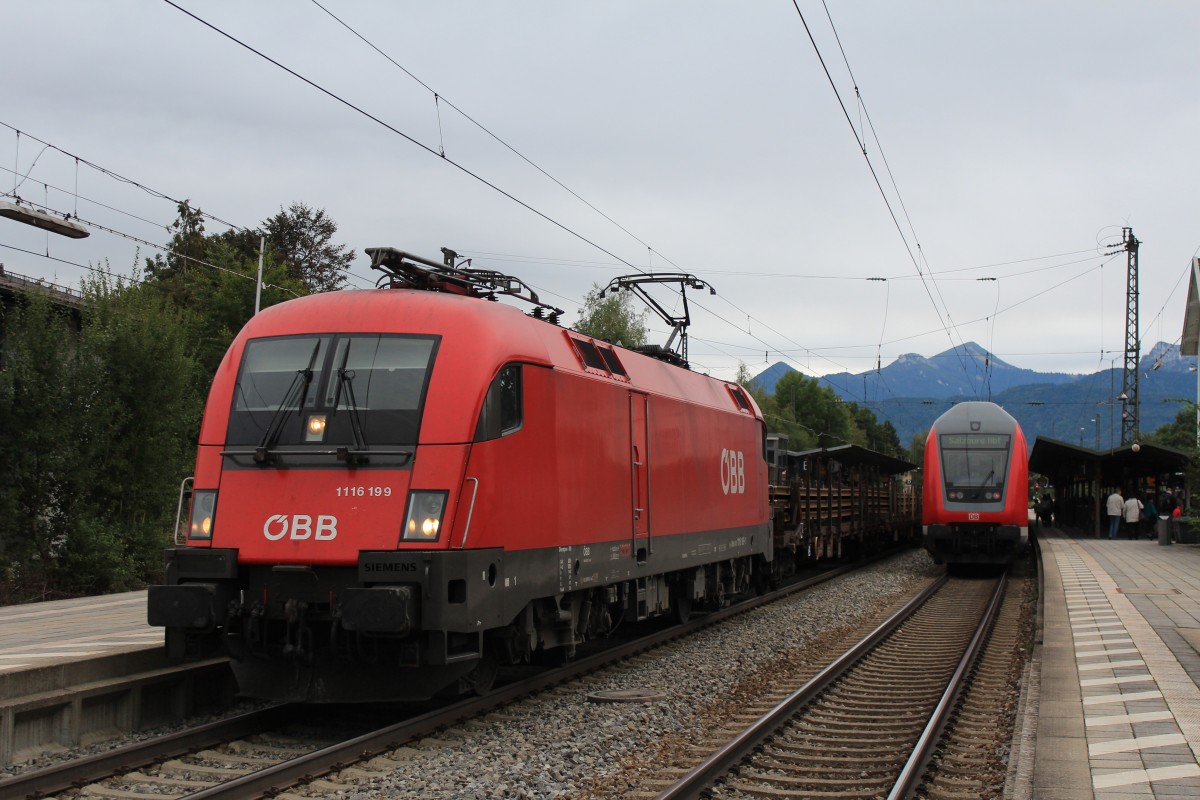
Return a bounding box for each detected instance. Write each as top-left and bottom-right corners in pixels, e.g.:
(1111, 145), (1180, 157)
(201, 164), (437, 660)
(922, 401), (1029, 566)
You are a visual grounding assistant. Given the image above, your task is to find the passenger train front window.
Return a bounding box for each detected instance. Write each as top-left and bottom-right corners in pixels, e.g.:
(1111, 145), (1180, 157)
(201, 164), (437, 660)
(475, 365), (523, 442)
(939, 433), (1010, 501)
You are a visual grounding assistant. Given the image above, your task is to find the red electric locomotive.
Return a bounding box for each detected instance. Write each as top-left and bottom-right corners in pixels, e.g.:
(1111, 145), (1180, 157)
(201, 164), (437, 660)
(922, 401), (1029, 565)
(149, 248), (771, 702)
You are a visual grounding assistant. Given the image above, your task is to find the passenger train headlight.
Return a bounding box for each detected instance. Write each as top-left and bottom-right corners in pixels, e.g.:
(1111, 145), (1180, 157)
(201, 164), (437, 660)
(189, 490), (217, 540)
(402, 491), (448, 542)
(305, 414), (327, 442)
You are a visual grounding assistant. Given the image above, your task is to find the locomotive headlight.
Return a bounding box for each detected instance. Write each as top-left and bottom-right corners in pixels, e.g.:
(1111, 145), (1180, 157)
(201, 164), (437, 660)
(402, 491), (448, 542)
(305, 414), (327, 442)
(188, 490), (217, 540)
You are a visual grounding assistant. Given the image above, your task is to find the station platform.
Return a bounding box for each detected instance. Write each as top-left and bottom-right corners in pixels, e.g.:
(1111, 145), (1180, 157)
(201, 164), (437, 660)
(1025, 530), (1200, 798)
(0, 590), (236, 767)
(0, 590), (160, 681)
(0, 589), (170, 712)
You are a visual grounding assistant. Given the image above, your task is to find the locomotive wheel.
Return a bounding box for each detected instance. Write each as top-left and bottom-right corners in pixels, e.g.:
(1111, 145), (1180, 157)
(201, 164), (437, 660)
(463, 647), (499, 696)
(674, 591), (693, 624)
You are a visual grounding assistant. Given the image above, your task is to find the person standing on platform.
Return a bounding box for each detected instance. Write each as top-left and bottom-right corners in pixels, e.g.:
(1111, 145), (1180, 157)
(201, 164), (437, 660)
(1038, 493), (1054, 529)
(1142, 495), (1158, 538)
(1106, 488), (1124, 539)
(1123, 493), (1144, 539)
(1165, 491), (1180, 517)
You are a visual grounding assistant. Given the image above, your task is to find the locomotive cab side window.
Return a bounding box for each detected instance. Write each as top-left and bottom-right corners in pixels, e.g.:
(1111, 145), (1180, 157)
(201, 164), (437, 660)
(475, 364), (523, 442)
(597, 345), (627, 376)
(566, 334), (629, 381)
(573, 339), (609, 371)
(728, 384), (752, 412)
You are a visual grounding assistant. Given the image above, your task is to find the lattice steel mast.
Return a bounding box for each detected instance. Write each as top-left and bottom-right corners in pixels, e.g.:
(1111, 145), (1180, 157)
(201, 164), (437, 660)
(1119, 227), (1140, 446)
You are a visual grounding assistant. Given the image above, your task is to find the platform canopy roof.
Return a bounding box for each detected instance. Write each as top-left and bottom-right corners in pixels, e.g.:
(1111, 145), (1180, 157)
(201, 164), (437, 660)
(1181, 258), (1200, 356)
(785, 443), (916, 475)
(1030, 436), (1190, 486)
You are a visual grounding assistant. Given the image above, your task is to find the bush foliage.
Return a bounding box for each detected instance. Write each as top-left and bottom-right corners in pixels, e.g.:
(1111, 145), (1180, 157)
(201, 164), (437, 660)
(0, 201), (349, 602)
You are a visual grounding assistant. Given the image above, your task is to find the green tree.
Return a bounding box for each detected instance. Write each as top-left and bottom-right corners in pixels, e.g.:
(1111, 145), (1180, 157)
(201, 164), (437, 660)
(142, 200), (209, 307)
(54, 276), (203, 593)
(771, 372), (856, 449)
(263, 202), (354, 293)
(142, 205), (309, 376)
(574, 283), (648, 347)
(735, 361), (755, 389)
(1146, 407), (1200, 451)
(0, 294), (80, 600)
(907, 428), (930, 465)
(1146, 408), (1200, 507)
(845, 402), (904, 457)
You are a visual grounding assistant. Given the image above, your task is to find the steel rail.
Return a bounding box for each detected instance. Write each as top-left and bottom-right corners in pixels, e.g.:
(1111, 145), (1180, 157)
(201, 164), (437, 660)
(3, 547), (911, 800)
(178, 555), (894, 800)
(654, 572), (950, 800)
(887, 570), (1008, 799)
(0, 704), (298, 799)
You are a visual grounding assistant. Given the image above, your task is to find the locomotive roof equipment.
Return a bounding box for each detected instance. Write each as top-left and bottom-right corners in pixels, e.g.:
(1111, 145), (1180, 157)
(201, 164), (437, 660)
(602, 273), (715, 368)
(367, 245), (563, 323)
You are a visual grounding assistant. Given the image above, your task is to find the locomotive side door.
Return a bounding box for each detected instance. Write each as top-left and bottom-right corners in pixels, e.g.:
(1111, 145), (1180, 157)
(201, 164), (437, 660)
(630, 391), (651, 561)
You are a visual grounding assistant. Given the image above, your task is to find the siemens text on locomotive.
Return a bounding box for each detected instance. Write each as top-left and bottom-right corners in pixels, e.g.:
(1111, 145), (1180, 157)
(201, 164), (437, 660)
(148, 247), (921, 702)
(921, 401), (1029, 565)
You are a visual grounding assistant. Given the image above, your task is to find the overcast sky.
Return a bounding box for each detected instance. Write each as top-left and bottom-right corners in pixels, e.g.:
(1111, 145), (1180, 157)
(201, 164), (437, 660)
(3, 2), (1198, 388)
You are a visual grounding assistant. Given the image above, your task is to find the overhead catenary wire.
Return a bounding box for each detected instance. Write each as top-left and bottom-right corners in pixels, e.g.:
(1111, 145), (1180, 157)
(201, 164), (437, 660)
(787, 0), (980, 399)
(284, 0), (943, 409)
(2, 7), (1187, 469)
(461, 247), (1109, 282)
(175, 0), (1137, 421)
(14, 196), (301, 296)
(304, 0), (664, 261)
(0, 241), (143, 284)
(224, 0), (894, 399)
(0, 121), (245, 233)
(159, 0), (649, 281)
(0, 126), (381, 290)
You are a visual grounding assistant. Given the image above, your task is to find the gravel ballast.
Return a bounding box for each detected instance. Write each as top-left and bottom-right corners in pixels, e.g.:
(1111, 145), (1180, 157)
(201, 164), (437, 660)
(2, 548), (941, 797)
(311, 548), (941, 799)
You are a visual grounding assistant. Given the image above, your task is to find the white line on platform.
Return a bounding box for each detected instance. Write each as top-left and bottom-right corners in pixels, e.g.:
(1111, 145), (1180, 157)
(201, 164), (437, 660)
(1086, 710), (1175, 727)
(1083, 690), (1163, 706)
(1080, 674), (1155, 687)
(1088, 733), (1186, 756)
(1092, 762), (1200, 789)
(1076, 659), (1146, 672)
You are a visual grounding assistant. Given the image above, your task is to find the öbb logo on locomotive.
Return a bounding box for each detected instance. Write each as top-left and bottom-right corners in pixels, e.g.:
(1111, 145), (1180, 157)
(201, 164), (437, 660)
(263, 514), (338, 541)
(720, 448), (746, 495)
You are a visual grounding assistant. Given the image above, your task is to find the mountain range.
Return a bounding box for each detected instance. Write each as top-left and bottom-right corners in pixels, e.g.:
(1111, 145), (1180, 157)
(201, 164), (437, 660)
(750, 341), (1198, 451)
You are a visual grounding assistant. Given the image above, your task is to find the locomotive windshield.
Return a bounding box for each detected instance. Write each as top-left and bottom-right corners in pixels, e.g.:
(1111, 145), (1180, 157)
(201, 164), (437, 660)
(939, 433), (1010, 502)
(227, 333), (438, 454)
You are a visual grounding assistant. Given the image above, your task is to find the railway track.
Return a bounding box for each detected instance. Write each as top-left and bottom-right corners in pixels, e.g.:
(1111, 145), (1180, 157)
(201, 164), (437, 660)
(915, 560), (1035, 799)
(651, 571), (1013, 800)
(4, 555), (901, 800)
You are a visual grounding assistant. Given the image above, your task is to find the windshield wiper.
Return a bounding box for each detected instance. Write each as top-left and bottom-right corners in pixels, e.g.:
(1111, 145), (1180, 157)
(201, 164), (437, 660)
(254, 340), (321, 464)
(330, 345), (369, 466)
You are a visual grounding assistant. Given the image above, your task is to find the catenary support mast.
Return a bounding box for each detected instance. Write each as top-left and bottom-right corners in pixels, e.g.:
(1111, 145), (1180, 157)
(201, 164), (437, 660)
(1120, 227), (1140, 446)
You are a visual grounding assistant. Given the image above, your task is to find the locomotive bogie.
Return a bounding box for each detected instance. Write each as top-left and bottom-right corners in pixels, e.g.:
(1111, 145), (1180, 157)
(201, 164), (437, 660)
(922, 523), (1025, 565)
